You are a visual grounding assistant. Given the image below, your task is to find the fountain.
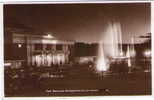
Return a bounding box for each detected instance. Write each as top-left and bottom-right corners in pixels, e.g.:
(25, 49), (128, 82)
(126, 37), (136, 73)
(96, 42), (108, 72)
(103, 18), (123, 58)
(130, 37), (136, 57)
(96, 18), (123, 73)
(126, 45), (131, 67)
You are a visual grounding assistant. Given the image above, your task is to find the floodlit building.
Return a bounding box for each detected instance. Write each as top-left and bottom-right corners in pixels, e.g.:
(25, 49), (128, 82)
(4, 26), (74, 68)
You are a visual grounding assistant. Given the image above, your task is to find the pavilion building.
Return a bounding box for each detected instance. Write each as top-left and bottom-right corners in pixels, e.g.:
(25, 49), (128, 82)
(4, 26), (74, 68)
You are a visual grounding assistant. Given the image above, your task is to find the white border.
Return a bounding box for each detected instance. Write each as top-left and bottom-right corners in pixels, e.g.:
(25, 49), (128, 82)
(151, 1), (154, 97)
(3, 0), (151, 4)
(0, 2), (4, 99)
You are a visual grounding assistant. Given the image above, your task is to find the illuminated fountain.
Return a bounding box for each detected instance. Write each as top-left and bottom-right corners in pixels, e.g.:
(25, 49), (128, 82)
(130, 37), (136, 57)
(95, 13), (138, 75)
(126, 37), (136, 73)
(96, 42), (108, 72)
(126, 45), (131, 67)
(103, 19), (123, 59)
(96, 18), (124, 74)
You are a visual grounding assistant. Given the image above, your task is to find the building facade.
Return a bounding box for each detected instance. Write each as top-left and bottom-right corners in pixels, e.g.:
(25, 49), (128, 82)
(4, 28), (74, 68)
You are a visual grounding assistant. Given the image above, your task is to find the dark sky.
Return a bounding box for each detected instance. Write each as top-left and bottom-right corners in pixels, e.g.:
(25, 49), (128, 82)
(4, 3), (151, 43)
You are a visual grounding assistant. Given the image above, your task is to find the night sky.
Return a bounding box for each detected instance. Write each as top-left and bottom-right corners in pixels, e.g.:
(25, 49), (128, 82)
(4, 3), (151, 44)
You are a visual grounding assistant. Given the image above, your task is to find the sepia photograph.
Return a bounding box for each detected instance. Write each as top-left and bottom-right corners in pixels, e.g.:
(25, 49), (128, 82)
(4, 2), (151, 97)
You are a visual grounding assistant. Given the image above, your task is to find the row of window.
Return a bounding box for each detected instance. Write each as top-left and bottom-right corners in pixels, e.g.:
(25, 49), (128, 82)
(14, 43), (69, 51)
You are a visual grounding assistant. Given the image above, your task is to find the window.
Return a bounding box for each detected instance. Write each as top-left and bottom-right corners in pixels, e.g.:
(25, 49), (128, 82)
(35, 44), (43, 50)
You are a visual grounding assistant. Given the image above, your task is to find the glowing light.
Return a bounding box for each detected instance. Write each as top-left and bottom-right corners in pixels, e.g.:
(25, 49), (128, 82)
(48, 34), (54, 38)
(130, 37), (136, 57)
(103, 19), (123, 58)
(52, 40), (57, 44)
(42, 39), (57, 44)
(4, 63), (11, 66)
(33, 53), (67, 66)
(35, 55), (42, 67)
(18, 44), (22, 48)
(126, 45), (130, 58)
(126, 45), (131, 67)
(96, 43), (108, 72)
(119, 51), (124, 57)
(43, 33), (54, 39)
(144, 49), (151, 58)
